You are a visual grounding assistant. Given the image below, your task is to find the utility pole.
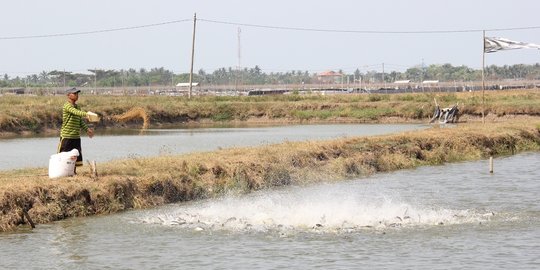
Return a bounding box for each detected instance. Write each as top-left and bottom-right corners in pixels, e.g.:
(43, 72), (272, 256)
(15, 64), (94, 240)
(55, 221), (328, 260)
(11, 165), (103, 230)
(94, 68), (97, 93)
(188, 13), (197, 99)
(382, 63), (386, 94)
(421, 58), (425, 92)
(481, 30), (486, 124)
(236, 27), (241, 92)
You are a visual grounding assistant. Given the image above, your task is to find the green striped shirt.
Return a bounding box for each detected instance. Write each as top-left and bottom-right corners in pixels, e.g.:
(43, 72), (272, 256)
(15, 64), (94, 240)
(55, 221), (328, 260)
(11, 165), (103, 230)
(61, 102), (88, 138)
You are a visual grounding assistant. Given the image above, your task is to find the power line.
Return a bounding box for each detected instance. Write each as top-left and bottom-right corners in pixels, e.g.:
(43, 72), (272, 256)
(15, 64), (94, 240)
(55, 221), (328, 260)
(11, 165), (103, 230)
(0, 19), (191, 40)
(2, 17), (540, 40)
(199, 19), (540, 34)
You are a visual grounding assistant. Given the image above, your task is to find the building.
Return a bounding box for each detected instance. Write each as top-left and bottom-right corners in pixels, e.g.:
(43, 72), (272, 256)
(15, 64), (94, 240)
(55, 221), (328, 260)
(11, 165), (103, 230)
(317, 71), (342, 84)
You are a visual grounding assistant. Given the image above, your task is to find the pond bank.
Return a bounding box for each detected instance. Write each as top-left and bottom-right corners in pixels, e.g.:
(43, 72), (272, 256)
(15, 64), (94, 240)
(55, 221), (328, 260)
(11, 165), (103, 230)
(1, 114), (537, 139)
(1, 120), (539, 232)
(2, 90), (540, 138)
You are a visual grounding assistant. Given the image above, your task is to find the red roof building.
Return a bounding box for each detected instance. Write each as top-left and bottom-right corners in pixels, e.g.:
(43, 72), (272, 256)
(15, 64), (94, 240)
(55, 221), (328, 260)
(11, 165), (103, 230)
(317, 70), (342, 83)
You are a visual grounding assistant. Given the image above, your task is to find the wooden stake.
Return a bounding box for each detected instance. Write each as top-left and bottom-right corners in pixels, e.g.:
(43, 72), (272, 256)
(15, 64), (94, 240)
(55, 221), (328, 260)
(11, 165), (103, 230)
(87, 160), (98, 178)
(22, 209), (35, 229)
(93, 160), (98, 178)
(489, 156), (494, 174)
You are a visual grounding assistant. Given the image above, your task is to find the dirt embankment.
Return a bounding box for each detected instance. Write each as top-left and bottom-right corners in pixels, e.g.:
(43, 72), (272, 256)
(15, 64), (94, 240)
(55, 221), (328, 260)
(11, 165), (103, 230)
(3, 89), (540, 137)
(1, 121), (539, 232)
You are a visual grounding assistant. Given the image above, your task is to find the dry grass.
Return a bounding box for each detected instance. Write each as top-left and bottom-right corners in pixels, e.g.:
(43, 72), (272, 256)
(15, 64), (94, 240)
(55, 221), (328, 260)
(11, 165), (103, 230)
(1, 89), (540, 135)
(1, 119), (539, 231)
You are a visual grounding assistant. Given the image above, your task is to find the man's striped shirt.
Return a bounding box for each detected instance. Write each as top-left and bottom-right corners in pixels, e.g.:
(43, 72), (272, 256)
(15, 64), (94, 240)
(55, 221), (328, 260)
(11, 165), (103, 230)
(61, 102), (88, 138)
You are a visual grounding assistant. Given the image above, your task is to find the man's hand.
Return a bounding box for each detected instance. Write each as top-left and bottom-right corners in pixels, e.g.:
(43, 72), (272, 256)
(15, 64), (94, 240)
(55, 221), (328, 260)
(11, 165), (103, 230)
(87, 128), (94, 138)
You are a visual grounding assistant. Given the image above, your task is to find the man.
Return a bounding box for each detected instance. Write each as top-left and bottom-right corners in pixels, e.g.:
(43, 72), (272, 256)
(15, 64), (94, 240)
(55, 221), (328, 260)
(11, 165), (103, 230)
(58, 87), (94, 174)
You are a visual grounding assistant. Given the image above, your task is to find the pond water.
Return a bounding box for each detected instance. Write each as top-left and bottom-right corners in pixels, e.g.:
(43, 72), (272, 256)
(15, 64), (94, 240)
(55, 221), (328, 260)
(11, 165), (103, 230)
(0, 124), (425, 171)
(0, 152), (538, 269)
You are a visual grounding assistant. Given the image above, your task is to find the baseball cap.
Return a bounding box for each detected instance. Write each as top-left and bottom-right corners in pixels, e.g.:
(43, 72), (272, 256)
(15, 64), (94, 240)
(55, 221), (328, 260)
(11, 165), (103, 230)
(66, 87), (81, 94)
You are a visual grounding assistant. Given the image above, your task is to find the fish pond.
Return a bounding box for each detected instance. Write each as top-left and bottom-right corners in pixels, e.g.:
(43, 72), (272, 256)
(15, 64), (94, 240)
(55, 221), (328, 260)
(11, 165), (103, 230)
(0, 124), (538, 269)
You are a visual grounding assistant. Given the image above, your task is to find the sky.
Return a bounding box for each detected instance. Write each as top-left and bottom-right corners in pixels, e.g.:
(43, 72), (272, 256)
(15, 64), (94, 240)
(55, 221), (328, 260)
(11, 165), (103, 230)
(1, 0), (540, 77)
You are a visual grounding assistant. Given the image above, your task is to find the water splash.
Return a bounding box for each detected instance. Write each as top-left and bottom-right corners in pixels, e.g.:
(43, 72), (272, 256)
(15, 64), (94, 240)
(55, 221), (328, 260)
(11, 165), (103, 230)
(136, 183), (496, 233)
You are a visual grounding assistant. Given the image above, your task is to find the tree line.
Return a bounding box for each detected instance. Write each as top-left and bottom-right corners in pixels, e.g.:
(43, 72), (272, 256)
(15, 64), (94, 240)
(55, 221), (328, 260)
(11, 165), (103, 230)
(1, 63), (540, 88)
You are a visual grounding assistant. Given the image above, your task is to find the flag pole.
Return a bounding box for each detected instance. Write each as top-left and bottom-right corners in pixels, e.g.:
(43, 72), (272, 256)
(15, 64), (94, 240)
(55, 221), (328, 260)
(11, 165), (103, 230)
(188, 13), (197, 99)
(481, 30), (486, 124)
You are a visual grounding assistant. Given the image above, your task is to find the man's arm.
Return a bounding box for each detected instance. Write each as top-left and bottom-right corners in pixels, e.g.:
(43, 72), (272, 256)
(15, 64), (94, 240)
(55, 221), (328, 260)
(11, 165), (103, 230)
(64, 103), (87, 117)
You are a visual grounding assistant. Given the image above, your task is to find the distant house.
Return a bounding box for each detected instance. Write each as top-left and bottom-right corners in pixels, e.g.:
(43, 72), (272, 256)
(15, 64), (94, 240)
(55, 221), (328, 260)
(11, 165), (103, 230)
(317, 71), (342, 84)
(394, 80), (412, 90)
(421, 80), (440, 92)
(394, 80), (411, 84)
(175, 82), (199, 87)
(171, 82), (200, 96)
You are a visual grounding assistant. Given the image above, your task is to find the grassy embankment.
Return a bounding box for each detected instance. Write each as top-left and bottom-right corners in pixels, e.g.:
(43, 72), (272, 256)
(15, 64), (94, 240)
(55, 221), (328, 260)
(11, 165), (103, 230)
(1, 90), (540, 231)
(1, 90), (540, 136)
(1, 119), (540, 232)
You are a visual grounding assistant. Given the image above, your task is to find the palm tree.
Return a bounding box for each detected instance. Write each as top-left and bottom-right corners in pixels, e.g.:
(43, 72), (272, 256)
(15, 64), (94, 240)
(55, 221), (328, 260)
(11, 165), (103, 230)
(38, 71), (49, 83)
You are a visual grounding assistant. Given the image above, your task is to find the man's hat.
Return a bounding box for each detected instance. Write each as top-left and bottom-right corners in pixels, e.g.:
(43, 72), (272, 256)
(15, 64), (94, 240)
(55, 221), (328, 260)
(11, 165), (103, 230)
(66, 87), (81, 94)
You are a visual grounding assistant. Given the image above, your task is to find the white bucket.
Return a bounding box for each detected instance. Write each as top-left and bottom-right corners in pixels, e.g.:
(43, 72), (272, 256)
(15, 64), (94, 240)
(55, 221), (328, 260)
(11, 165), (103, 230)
(48, 149), (79, 179)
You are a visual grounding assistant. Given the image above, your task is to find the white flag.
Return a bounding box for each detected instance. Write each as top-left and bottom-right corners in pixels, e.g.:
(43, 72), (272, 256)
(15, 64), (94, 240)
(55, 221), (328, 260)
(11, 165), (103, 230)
(484, 37), (540, 53)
